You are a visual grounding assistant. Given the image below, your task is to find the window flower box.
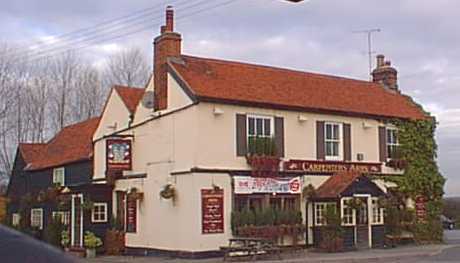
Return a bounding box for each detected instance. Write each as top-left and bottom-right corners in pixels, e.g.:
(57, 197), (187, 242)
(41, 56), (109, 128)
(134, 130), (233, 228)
(386, 159), (407, 170)
(246, 155), (281, 177)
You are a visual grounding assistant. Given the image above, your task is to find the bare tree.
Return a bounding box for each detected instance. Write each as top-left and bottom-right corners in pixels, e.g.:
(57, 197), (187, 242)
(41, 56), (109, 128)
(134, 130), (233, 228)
(71, 64), (106, 122)
(49, 52), (80, 130)
(104, 47), (150, 87)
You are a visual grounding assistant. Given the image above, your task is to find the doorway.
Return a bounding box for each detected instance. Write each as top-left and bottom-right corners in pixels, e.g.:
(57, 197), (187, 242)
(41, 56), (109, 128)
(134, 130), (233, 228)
(71, 194), (83, 247)
(355, 197), (370, 249)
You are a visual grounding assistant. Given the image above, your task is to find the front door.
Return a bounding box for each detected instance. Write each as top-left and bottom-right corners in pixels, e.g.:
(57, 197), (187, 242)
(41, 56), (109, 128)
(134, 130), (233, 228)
(71, 194), (83, 247)
(355, 197), (370, 249)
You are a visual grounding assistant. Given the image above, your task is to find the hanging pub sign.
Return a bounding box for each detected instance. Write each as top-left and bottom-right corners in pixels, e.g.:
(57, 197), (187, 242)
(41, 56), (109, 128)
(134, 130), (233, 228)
(201, 189), (224, 234)
(234, 176), (302, 194)
(415, 195), (427, 221)
(283, 159), (381, 174)
(106, 139), (132, 170)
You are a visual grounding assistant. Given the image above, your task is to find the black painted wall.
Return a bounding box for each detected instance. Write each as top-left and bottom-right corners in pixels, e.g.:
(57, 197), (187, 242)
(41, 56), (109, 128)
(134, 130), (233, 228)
(313, 226), (355, 250)
(371, 225), (385, 248)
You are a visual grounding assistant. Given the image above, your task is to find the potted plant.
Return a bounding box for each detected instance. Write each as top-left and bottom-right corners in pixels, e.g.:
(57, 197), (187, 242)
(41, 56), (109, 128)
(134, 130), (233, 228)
(84, 231), (102, 258)
(61, 230), (70, 251)
(320, 205), (344, 252)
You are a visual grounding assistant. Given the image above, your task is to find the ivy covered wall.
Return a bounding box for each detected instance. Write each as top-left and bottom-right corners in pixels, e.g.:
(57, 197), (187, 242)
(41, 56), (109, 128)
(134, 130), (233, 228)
(389, 116), (445, 242)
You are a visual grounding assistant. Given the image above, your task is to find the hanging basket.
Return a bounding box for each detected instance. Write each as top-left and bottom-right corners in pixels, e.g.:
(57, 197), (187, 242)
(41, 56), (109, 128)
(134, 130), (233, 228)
(302, 184), (316, 200)
(160, 184), (176, 200)
(129, 188), (144, 201)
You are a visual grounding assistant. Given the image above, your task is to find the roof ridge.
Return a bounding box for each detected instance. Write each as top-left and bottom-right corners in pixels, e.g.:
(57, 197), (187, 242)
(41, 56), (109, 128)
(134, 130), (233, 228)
(113, 85), (144, 90)
(180, 54), (379, 87)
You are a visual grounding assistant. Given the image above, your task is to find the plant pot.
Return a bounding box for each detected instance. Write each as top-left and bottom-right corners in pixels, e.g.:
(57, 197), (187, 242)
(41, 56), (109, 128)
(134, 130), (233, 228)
(86, 248), (96, 258)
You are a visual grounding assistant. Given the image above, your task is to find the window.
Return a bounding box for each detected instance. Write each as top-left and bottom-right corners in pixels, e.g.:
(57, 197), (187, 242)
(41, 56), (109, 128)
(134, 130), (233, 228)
(247, 115), (274, 154)
(12, 213), (20, 226)
(234, 195), (301, 212)
(371, 198), (384, 224)
(30, 208), (43, 229)
(324, 123), (342, 160)
(53, 167), (65, 187)
(386, 128), (400, 159)
(52, 211), (70, 225)
(92, 203), (108, 223)
(315, 203), (327, 225)
(341, 198), (355, 226)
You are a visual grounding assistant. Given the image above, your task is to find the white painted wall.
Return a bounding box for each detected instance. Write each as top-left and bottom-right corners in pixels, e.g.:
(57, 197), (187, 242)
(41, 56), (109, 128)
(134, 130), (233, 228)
(93, 71), (404, 252)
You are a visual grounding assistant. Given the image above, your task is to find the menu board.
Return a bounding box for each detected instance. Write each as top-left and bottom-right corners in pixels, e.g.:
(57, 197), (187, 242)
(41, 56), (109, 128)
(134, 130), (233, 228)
(126, 195), (137, 233)
(415, 195), (426, 221)
(201, 189), (224, 234)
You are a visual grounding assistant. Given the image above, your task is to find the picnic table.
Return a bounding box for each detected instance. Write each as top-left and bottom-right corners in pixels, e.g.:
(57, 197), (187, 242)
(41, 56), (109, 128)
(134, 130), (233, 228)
(221, 237), (282, 261)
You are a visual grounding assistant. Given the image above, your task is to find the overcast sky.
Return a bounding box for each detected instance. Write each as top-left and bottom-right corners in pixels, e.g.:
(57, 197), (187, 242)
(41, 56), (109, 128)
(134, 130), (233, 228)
(1, 0), (458, 196)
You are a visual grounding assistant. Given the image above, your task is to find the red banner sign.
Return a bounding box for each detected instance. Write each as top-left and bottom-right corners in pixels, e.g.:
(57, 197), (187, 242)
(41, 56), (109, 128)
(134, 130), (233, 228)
(284, 160), (381, 174)
(201, 189), (224, 234)
(107, 139), (132, 171)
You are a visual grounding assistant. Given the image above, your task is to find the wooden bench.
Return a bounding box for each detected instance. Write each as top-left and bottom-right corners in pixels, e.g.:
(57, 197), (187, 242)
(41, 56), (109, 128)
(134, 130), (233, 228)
(221, 238), (282, 261)
(385, 231), (415, 248)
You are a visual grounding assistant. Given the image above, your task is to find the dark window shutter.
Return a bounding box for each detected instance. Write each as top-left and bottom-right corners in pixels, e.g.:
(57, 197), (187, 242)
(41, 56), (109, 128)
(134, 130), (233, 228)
(378, 127), (387, 162)
(236, 114), (247, 156)
(343, 123), (351, 161)
(274, 117), (285, 157)
(316, 121), (325, 160)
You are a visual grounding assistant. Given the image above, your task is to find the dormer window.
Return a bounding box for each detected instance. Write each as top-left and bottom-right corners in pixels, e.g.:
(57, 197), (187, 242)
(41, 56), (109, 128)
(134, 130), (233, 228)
(53, 167), (65, 187)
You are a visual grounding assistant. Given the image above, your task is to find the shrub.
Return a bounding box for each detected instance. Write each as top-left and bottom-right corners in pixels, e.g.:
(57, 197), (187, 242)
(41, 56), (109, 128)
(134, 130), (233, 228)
(84, 231), (103, 249)
(44, 216), (65, 248)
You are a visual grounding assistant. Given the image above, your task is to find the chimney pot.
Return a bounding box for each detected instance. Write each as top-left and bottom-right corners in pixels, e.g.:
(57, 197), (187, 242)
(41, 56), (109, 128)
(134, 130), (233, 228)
(165, 5), (174, 32)
(153, 6), (182, 111)
(376, 54), (385, 68)
(371, 54), (398, 91)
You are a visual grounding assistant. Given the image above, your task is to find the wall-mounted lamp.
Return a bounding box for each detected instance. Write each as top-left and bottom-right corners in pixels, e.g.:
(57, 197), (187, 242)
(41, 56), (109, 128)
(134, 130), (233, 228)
(362, 122), (373, 129)
(298, 115), (308, 122)
(213, 107), (224, 116)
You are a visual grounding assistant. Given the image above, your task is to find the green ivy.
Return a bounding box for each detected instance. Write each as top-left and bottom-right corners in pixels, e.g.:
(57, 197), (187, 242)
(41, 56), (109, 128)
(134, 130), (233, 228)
(387, 117), (445, 242)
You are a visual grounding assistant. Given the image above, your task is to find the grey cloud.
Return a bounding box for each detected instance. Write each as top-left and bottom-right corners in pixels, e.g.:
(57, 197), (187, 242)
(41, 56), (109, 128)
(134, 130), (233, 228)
(1, 0), (459, 195)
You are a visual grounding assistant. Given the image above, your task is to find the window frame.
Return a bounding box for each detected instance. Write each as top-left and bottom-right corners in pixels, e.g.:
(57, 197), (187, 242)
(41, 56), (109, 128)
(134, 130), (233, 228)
(314, 203), (327, 226)
(30, 208), (43, 230)
(247, 114), (274, 139)
(341, 198), (356, 226)
(386, 128), (400, 160)
(52, 167), (65, 187)
(91, 202), (108, 223)
(12, 213), (20, 226)
(324, 122), (343, 160)
(52, 211), (70, 225)
(371, 198), (384, 225)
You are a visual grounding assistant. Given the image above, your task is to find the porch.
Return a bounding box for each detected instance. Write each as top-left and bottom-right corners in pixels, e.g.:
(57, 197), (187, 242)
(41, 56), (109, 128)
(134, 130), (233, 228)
(307, 172), (386, 251)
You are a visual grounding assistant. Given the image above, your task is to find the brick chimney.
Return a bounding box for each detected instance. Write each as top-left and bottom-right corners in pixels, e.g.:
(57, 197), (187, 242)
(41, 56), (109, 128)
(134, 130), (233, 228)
(154, 6), (182, 111)
(371, 54), (398, 91)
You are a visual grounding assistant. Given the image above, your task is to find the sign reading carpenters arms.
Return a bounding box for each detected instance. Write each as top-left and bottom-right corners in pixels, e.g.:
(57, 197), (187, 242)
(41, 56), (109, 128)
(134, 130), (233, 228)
(284, 160), (381, 174)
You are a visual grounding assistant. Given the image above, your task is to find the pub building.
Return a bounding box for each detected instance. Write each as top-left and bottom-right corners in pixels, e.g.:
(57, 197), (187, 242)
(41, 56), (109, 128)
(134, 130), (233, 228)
(8, 7), (428, 257)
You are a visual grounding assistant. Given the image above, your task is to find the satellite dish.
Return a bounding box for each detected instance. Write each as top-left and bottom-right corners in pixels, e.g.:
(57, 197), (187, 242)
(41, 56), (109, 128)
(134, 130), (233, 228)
(141, 91), (155, 109)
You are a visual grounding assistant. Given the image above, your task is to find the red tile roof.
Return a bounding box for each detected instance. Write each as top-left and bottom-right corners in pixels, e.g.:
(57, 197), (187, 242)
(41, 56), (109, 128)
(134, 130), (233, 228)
(19, 144), (46, 165)
(315, 172), (361, 199)
(114, 85), (145, 113)
(19, 117), (100, 171)
(170, 55), (426, 120)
